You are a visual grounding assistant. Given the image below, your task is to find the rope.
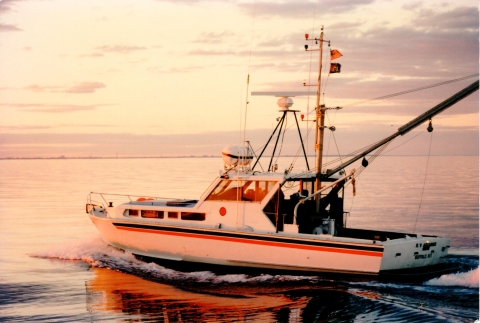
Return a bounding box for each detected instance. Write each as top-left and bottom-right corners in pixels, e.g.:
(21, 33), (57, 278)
(354, 141), (392, 178)
(305, 1), (319, 155)
(242, 0), (257, 154)
(413, 131), (433, 233)
(321, 37), (331, 106)
(383, 129), (426, 154)
(324, 110), (343, 166)
(273, 114), (288, 167)
(340, 73), (479, 109)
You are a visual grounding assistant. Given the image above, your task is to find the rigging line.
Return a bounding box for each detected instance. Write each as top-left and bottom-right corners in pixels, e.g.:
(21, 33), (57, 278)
(383, 129), (426, 155)
(356, 141), (391, 177)
(324, 111), (332, 165)
(321, 35), (331, 106)
(329, 128), (344, 168)
(350, 141), (392, 179)
(306, 0), (318, 154)
(243, 0), (257, 147)
(290, 123), (315, 171)
(324, 109), (341, 167)
(247, 141), (264, 172)
(321, 136), (393, 168)
(341, 73), (479, 108)
(320, 39), (330, 106)
(274, 114), (288, 167)
(413, 131), (433, 233)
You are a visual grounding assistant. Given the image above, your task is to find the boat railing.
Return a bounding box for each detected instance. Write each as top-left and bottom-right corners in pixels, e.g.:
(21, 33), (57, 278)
(293, 169), (355, 225)
(86, 192), (182, 217)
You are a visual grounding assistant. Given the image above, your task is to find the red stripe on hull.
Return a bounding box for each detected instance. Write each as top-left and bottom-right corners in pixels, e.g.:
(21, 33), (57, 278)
(116, 226), (383, 258)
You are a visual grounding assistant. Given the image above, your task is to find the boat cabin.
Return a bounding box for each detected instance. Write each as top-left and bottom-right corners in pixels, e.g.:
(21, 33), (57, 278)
(89, 170), (347, 238)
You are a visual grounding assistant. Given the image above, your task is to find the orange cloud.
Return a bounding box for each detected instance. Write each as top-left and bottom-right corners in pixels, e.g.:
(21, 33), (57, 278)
(24, 82), (106, 94)
(1, 103), (110, 113)
(0, 23), (23, 32)
(95, 45), (147, 54)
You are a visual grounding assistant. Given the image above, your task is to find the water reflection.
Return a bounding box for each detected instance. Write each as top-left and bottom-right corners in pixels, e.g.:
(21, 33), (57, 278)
(85, 267), (309, 322)
(84, 267), (462, 323)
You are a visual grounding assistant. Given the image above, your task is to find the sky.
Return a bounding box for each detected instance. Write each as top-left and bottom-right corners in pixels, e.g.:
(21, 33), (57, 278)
(0, 0), (478, 158)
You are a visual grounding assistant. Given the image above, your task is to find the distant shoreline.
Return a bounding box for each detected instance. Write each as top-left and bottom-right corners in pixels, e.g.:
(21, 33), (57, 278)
(0, 155), (477, 160)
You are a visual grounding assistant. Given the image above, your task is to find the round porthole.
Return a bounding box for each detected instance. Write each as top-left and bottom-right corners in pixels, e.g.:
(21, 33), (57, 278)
(219, 207), (227, 216)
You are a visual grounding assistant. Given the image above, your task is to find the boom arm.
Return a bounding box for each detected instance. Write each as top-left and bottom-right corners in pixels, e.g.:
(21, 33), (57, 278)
(325, 80), (479, 178)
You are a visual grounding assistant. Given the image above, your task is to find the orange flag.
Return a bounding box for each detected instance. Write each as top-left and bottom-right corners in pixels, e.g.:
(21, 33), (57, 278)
(330, 49), (343, 60)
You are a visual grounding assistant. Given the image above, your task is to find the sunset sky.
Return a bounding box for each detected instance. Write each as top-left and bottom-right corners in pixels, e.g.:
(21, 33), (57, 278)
(1, 0), (478, 158)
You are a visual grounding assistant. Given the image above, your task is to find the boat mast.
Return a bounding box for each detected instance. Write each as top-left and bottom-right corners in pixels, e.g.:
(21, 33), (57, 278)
(314, 27), (325, 194)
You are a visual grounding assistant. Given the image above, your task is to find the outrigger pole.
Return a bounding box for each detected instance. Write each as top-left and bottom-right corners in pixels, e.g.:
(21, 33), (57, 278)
(324, 80), (479, 178)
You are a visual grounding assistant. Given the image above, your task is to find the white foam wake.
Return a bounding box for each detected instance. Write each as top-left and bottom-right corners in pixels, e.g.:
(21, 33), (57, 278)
(424, 267), (479, 288)
(31, 236), (313, 285)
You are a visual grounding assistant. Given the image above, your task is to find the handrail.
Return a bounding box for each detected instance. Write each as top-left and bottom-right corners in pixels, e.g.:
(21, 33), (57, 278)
(89, 191), (179, 201)
(293, 169), (355, 225)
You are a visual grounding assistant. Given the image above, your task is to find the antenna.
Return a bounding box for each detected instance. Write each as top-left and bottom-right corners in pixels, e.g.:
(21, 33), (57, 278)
(249, 93), (310, 172)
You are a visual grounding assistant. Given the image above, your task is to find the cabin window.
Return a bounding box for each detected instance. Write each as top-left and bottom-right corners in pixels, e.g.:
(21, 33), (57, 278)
(181, 212), (206, 221)
(128, 209), (139, 217)
(206, 180), (276, 202)
(168, 211), (178, 219)
(141, 210), (164, 219)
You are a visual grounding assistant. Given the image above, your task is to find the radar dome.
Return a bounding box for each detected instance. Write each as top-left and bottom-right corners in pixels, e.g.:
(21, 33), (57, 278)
(222, 145), (253, 168)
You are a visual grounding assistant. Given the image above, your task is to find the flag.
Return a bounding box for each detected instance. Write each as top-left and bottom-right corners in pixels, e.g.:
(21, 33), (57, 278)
(330, 49), (343, 60)
(330, 63), (341, 74)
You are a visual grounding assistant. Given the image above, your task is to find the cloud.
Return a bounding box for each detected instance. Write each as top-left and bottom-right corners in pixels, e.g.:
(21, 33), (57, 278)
(238, 0), (375, 18)
(153, 0), (225, 3)
(24, 84), (63, 92)
(0, 103), (110, 113)
(148, 65), (203, 73)
(188, 49), (238, 56)
(95, 45), (147, 54)
(0, 23), (23, 32)
(0, 126), (477, 158)
(24, 82), (106, 94)
(0, 125), (53, 131)
(64, 82), (106, 93)
(243, 6), (477, 104)
(193, 31), (235, 44)
(79, 53), (104, 58)
(0, 0), (22, 13)
(413, 6), (479, 30)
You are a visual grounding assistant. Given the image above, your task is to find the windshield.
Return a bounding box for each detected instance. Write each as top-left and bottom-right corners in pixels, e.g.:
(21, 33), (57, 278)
(206, 180), (277, 202)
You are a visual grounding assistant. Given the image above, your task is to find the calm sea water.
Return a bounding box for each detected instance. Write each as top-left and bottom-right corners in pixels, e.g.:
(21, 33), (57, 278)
(0, 156), (478, 322)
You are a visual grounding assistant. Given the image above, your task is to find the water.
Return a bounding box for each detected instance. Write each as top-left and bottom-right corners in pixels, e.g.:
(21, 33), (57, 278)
(0, 156), (478, 322)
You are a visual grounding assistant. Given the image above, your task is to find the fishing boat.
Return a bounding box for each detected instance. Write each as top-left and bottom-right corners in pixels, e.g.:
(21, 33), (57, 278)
(86, 29), (478, 277)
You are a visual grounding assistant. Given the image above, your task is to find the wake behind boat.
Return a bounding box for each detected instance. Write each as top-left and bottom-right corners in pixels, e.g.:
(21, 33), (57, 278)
(86, 29), (478, 277)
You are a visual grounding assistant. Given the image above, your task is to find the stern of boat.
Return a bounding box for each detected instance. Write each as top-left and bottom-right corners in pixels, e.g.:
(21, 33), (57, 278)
(379, 235), (450, 272)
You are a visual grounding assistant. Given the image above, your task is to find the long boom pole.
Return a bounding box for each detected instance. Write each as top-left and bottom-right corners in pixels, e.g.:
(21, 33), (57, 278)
(324, 80), (479, 178)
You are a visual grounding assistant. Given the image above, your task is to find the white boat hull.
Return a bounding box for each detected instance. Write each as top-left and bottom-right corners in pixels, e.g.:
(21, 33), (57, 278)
(90, 214), (449, 275)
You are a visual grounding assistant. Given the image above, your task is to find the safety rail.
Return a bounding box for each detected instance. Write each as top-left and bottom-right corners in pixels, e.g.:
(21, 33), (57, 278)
(86, 192), (182, 218)
(293, 169), (355, 225)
